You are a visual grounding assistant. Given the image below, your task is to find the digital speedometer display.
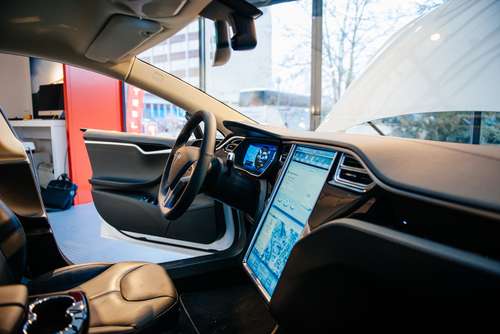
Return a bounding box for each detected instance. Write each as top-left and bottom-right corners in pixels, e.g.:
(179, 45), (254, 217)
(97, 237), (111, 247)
(243, 143), (277, 174)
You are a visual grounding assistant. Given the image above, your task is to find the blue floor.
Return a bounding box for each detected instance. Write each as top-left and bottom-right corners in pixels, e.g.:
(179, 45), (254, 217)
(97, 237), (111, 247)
(48, 203), (205, 264)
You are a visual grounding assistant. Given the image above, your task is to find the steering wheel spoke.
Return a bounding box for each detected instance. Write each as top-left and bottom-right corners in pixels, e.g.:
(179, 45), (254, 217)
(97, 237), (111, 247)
(157, 111), (216, 220)
(164, 176), (190, 209)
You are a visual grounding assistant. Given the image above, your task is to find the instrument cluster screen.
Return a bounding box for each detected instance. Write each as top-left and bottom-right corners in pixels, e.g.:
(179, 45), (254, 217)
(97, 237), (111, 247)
(242, 143), (278, 174)
(244, 145), (336, 300)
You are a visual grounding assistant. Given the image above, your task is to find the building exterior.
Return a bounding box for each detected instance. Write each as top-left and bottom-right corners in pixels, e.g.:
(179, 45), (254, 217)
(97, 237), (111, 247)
(125, 11), (274, 137)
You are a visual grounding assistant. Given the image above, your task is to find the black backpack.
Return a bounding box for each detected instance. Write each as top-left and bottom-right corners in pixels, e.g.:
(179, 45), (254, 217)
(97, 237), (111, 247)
(41, 174), (78, 211)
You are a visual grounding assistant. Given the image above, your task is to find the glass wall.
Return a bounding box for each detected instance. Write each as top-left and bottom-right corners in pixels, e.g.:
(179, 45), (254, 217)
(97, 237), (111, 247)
(320, 0), (441, 111)
(123, 21), (200, 137)
(205, 1), (312, 130)
(123, 0), (499, 145)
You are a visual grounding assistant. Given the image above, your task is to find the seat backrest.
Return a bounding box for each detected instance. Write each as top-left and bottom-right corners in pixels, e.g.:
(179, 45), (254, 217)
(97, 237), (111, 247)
(0, 107), (18, 139)
(0, 200), (26, 285)
(0, 106), (45, 218)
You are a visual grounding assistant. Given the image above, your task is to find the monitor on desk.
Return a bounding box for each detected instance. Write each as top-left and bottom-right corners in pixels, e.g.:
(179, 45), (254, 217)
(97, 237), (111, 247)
(33, 83), (64, 118)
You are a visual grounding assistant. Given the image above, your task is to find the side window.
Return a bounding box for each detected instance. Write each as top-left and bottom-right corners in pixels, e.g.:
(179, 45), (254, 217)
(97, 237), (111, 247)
(123, 21), (200, 138)
(124, 84), (188, 138)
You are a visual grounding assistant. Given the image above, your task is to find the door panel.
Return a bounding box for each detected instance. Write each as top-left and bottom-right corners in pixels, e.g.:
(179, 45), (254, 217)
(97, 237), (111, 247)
(83, 130), (225, 245)
(86, 141), (169, 188)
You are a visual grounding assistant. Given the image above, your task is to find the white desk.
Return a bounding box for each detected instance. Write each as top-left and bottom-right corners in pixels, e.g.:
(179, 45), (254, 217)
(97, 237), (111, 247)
(10, 119), (68, 183)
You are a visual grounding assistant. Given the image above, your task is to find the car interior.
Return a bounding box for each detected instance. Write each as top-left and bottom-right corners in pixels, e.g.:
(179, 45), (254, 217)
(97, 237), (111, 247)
(1, 0), (500, 333)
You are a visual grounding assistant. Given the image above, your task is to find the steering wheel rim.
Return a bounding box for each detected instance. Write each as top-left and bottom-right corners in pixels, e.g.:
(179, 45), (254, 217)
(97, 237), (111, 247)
(158, 110), (216, 220)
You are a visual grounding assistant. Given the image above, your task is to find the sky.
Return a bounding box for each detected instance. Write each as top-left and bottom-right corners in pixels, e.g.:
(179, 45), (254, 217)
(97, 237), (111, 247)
(267, 0), (442, 97)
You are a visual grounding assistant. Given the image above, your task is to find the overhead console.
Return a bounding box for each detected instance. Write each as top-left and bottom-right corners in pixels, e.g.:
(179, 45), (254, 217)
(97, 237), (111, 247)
(243, 145), (337, 300)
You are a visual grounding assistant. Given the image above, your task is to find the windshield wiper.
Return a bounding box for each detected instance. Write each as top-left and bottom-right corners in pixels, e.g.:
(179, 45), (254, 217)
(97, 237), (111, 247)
(367, 121), (385, 136)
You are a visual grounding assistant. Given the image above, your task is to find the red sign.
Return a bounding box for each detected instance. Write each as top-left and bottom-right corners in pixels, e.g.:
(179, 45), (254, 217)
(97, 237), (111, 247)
(125, 85), (144, 133)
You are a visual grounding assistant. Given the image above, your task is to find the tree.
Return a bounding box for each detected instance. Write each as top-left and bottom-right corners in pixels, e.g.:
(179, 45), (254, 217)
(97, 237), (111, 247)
(276, 0), (446, 105)
(321, 0), (445, 104)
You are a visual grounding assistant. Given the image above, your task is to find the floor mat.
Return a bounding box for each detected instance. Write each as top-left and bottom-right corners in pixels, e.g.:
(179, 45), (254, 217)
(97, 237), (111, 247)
(163, 301), (199, 334)
(181, 283), (275, 334)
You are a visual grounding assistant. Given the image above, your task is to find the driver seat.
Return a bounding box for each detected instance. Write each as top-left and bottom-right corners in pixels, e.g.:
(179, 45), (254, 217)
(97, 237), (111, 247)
(0, 199), (178, 333)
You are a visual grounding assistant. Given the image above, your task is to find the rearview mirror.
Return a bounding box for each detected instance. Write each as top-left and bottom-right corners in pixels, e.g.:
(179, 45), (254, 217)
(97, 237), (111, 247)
(202, 0), (262, 66)
(213, 20), (231, 66)
(228, 14), (257, 51)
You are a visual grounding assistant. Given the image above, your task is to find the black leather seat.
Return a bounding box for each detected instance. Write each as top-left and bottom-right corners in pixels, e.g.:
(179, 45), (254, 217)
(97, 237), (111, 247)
(0, 200), (178, 333)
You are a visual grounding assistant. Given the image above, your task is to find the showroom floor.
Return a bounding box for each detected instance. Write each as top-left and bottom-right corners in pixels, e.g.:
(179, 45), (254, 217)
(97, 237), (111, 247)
(48, 203), (206, 264)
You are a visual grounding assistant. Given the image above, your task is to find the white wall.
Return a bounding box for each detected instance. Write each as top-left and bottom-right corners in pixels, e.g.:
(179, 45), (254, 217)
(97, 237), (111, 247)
(0, 54), (33, 118)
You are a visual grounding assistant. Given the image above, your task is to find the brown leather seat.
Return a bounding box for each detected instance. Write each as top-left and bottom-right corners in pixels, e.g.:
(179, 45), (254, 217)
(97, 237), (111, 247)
(0, 200), (178, 333)
(30, 262), (178, 333)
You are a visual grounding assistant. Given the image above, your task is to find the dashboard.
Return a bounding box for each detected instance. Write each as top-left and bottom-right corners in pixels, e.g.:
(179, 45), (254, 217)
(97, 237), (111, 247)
(216, 136), (376, 301)
(211, 121), (500, 331)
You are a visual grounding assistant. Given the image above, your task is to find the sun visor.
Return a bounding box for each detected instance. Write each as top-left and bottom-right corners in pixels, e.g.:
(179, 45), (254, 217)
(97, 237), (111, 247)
(85, 15), (162, 63)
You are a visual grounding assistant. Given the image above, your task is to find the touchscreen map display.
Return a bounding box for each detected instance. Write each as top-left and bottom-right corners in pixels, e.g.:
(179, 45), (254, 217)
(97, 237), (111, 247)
(244, 146), (336, 299)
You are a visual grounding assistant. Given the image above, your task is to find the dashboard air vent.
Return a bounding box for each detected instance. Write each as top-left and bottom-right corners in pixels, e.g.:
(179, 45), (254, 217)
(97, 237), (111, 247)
(342, 155), (363, 169)
(279, 145), (292, 164)
(223, 137), (243, 153)
(330, 153), (374, 192)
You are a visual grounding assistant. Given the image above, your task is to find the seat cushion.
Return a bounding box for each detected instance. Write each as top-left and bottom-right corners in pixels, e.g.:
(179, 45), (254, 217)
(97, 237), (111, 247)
(30, 262), (178, 333)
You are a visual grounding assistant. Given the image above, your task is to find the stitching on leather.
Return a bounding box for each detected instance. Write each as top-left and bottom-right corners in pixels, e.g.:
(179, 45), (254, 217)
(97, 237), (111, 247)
(86, 263), (144, 300)
(117, 294), (175, 302)
(119, 264), (177, 301)
(0, 301), (26, 308)
(118, 264), (148, 300)
(89, 296), (177, 328)
(88, 325), (134, 333)
(87, 289), (121, 301)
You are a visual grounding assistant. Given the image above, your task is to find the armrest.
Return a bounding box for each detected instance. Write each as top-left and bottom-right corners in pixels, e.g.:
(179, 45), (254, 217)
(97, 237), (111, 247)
(0, 284), (28, 334)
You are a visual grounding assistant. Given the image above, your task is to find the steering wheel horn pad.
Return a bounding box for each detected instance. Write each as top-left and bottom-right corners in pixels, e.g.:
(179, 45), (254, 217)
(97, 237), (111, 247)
(167, 146), (199, 186)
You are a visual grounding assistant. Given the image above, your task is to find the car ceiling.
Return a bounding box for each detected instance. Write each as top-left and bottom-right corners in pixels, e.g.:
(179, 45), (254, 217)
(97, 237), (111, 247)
(0, 0), (211, 79)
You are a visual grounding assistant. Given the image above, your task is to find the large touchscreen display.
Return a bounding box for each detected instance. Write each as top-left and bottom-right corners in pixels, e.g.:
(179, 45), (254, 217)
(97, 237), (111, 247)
(244, 145), (336, 299)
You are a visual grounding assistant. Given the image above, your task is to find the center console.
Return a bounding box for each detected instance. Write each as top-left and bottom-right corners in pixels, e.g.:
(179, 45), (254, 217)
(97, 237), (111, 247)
(0, 285), (89, 334)
(24, 291), (89, 334)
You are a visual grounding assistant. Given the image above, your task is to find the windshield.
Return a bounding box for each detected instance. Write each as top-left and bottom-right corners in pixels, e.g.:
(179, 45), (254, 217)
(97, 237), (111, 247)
(136, 0), (499, 145)
(202, 0), (444, 130)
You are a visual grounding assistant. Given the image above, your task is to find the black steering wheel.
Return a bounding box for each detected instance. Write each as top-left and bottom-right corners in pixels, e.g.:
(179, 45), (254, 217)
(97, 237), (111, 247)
(158, 110), (216, 220)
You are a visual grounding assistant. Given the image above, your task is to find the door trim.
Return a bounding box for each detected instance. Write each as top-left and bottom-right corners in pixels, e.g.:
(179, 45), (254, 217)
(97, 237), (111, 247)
(85, 140), (172, 155)
(102, 204), (236, 252)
